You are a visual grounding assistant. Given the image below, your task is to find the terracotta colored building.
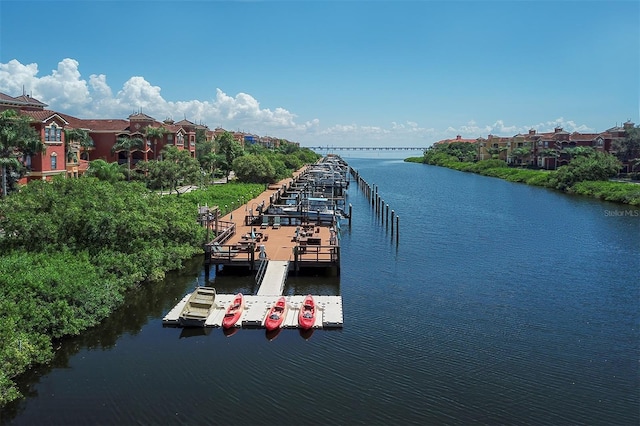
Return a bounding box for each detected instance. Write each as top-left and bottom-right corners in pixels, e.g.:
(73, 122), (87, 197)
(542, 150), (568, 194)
(436, 122), (634, 170)
(1, 91), (300, 188)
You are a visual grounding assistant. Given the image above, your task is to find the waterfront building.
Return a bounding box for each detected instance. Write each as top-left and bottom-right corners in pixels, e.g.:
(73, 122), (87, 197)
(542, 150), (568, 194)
(0, 91), (299, 187)
(435, 121), (635, 171)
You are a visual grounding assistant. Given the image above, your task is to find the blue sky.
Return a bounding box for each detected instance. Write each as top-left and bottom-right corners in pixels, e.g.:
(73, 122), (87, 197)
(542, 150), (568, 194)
(1, 0), (638, 148)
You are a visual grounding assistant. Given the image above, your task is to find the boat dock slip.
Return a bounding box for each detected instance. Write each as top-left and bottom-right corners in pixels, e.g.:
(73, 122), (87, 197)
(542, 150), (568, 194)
(202, 161), (344, 276)
(163, 294), (343, 329)
(256, 261), (289, 295)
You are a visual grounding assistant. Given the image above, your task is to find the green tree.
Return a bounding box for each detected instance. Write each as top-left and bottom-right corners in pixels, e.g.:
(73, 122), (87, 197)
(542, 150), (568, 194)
(232, 154), (276, 183)
(196, 139), (218, 180)
(613, 125), (640, 169)
(0, 110), (45, 198)
(85, 159), (125, 183)
(144, 125), (167, 160)
(216, 131), (244, 182)
(138, 146), (201, 195)
(486, 146), (508, 159)
(112, 136), (144, 180)
(65, 128), (93, 162)
(555, 151), (622, 190)
(563, 146), (594, 159)
(511, 143), (532, 165)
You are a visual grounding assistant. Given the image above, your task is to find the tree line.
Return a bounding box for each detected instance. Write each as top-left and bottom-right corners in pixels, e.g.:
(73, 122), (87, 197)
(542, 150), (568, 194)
(0, 108), (320, 198)
(410, 128), (640, 205)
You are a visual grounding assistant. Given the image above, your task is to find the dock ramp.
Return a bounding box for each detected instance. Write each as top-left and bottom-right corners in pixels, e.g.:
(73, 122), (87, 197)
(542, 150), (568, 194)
(256, 260), (289, 296)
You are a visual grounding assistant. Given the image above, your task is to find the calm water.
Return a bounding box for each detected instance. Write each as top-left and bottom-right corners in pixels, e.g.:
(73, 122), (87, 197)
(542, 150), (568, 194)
(2, 157), (639, 425)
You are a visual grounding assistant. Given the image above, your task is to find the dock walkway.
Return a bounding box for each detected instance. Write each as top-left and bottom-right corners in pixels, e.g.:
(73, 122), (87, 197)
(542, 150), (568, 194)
(256, 261), (289, 295)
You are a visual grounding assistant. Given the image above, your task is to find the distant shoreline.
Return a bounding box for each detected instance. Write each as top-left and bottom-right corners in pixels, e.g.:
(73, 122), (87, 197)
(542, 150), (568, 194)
(404, 157), (640, 206)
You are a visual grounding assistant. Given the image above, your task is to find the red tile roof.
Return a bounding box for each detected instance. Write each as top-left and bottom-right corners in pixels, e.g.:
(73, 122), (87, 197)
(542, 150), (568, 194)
(22, 109), (68, 124)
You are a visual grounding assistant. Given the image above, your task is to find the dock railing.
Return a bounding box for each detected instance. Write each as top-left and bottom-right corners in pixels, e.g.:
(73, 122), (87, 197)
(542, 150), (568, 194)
(296, 244), (339, 262)
(255, 259), (269, 286)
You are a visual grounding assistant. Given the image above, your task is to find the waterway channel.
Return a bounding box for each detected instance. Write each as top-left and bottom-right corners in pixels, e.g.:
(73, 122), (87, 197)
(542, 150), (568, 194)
(2, 156), (638, 425)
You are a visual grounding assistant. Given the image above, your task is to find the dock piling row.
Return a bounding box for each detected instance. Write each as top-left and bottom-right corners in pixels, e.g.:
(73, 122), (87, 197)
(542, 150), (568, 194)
(350, 167), (399, 245)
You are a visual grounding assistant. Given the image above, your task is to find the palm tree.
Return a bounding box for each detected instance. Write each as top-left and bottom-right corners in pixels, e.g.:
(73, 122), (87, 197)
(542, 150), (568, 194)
(486, 146), (508, 160)
(85, 159), (125, 183)
(65, 128), (94, 162)
(111, 136), (144, 180)
(539, 148), (559, 169)
(144, 125), (167, 160)
(0, 110), (45, 197)
(511, 143), (532, 166)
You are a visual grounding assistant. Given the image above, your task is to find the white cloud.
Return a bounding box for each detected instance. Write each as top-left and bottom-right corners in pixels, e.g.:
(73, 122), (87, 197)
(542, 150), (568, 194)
(443, 118), (595, 142)
(0, 58), (597, 147)
(0, 59), (40, 96)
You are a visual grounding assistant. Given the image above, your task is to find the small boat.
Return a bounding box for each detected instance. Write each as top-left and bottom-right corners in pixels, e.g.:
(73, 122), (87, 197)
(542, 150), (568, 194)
(264, 296), (288, 331)
(222, 293), (244, 329)
(298, 294), (316, 330)
(179, 286), (216, 327)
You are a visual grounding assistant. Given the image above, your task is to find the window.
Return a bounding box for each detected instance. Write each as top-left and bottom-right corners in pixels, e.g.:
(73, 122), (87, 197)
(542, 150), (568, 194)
(51, 153), (57, 170)
(177, 134), (184, 145)
(45, 124), (61, 142)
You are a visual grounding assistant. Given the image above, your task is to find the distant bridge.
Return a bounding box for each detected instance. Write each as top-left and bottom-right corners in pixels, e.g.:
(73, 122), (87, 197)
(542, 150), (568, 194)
(307, 146), (427, 151)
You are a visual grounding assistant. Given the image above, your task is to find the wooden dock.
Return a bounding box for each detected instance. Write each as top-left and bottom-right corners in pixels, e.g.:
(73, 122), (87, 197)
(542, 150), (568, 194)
(203, 165), (343, 275)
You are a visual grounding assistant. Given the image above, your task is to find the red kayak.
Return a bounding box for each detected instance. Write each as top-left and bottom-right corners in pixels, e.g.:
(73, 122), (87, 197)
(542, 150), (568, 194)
(222, 293), (244, 329)
(264, 296), (287, 331)
(298, 295), (316, 330)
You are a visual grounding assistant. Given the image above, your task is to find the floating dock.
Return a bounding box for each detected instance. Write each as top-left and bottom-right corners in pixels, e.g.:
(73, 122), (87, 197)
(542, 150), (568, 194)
(163, 293), (343, 329)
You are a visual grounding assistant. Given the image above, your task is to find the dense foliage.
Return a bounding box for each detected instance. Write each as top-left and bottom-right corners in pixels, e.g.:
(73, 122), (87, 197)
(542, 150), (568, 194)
(0, 110), (45, 198)
(410, 144), (639, 205)
(0, 177), (206, 404)
(136, 145), (202, 194)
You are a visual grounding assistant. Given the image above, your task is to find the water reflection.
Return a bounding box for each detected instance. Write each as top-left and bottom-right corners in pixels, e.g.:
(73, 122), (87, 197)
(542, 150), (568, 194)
(265, 328), (283, 341)
(5, 256), (204, 421)
(178, 327), (211, 339)
(299, 328), (314, 341)
(223, 327), (241, 338)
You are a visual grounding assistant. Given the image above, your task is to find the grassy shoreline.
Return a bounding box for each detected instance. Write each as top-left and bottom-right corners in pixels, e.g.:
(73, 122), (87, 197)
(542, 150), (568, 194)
(405, 157), (640, 206)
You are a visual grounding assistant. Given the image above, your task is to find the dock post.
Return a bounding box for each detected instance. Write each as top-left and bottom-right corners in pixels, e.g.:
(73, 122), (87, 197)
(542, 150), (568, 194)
(204, 244), (211, 279)
(391, 210), (395, 235)
(385, 204), (389, 227)
(348, 203), (353, 226)
(372, 184), (376, 207)
(396, 216), (399, 245)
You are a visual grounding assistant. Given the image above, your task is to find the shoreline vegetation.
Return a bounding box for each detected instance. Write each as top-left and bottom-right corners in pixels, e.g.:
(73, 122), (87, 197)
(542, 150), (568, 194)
(404, 156), (640, 206)
(0, 136), (322, 407)
(0, 179), (268, 406)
